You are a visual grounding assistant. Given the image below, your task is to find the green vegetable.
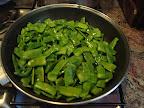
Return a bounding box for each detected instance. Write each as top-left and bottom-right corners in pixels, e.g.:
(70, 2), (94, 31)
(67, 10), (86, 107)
(105, 72), (113, 82)
(17, 59), (26, 68)
(58, 86), (82, 97)
(83, 52), (95, 64)
(96, 80), (106, 88)
(21, 77), (31, 87)
(91, 86), (103, 95)
(110, 37), (119, 49)
(41, 91), (55, 98)
(27, 56), (46, 67)
(100, 61), (116, 72)
(43, 45), (59, 57)
(56, 77), (64, 86)
(34, 81), (56, 96)
(35, 67), (44, 82)
(12, 54), (20, 73)
(76, 62), (90, 83)
(48, 59), (67, 81)
(14, 48), (23, 58)
(12, 17), (119, 101)
(97, 65), (106, 79)
(14, 67), (32, 77)
(64, 63), (76, 86)
(76, 22), (88, 30)
(74, 46), (89, 56)
(21, 48), (42, 60)
(68, 56), (83, 66)
(45, 61), (57, 73)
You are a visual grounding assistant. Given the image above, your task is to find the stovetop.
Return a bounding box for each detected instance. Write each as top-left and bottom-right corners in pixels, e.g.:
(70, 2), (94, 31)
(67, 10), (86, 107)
(0, 0), (125, 108)
(0, 84), (125, 108)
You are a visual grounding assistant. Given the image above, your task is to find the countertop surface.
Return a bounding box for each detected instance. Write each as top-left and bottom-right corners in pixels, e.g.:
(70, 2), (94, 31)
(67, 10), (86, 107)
(103, 7), (144, 108)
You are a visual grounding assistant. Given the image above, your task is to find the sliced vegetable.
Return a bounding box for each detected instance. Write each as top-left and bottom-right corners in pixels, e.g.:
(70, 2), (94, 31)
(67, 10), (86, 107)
(64, 63), (76, 86)
(34, 81), (56, 96)
(58, 86), (82, 97)
(35, 67), (44, 82)
(27, 56), (46, 67)
(48, 59), (67, 81)
(12, 17), (119, 101)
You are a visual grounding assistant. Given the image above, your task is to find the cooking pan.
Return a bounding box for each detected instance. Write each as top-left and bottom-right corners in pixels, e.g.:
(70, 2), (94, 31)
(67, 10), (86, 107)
(1, 4), (130, 105)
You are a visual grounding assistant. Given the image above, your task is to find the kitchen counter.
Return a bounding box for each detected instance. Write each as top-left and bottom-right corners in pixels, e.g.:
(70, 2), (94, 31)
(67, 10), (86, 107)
(103, 7), (144, 108)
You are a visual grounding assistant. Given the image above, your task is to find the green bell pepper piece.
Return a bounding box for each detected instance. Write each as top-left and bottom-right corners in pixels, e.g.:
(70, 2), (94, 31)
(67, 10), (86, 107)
(64, 63), (76, 86)
(58, 86), (82, 97)
(34, 81), (56, 96)
(100, 61), (116, 72)
(96, 80), (106, 88)
(76, 22), (88, 29)
(76, 62), (90, 83)
(56, 77), (64, 86)
(83, 52), (95, 64)
(91, 28), (102, 38)
(97, 41), (106, 53)
(12, 54), (20, 73)
(97, 65), (106, 79)
(66, 42), (74, 56)
(21, 76), (31, 87)
(105, 72), (113, 83)
(35, 67), (44, 82)
(68, 56), (83, 66)
(22, 48), (42, 60)
(83, 81), (93, 91)
(27, 56), (46, 67)
(48, 59), (67, 81)
(91, 86), (103, 95)
(45, 61), (57, 73)
(14, 48), (24, 58)
(41, 91), (55, 98)
(74, 47), (89, 56)
(43, 45), (59, 57)
(17, 59), (26, 68)
(44, 18), (56, 27)
(110, 37), (119, 49)
(14, 68), (32, 77)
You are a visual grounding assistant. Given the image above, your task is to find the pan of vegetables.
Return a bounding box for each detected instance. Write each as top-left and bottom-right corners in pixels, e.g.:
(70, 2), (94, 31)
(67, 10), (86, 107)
(1, 4), (129, 105)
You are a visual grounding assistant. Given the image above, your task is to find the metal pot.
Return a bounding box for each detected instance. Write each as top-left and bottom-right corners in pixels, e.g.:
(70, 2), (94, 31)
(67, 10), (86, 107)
(1, 4), (130, 105)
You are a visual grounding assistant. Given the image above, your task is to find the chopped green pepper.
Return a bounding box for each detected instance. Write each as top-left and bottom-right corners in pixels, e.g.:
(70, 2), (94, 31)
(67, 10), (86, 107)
(100, 61), (116, 72)
(27, 56), (46, 67)
(35, 67), (44, 82)
(34, 81), (56, 96)
(91, 86), (103, 95)
(110, 37), (119, 49)
(64, 63), (76, 86)
(22, 48), (42, 60)
(48, 59), (67, 81)
(96, 80), (106, 88)
(58, 86), (82, 97)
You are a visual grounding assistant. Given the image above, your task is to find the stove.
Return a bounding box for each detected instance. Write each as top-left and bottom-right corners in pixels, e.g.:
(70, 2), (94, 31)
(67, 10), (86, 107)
(0, 0), (126, 108)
